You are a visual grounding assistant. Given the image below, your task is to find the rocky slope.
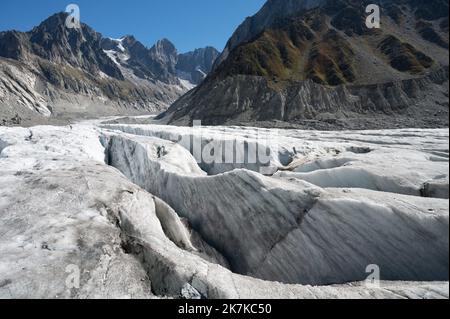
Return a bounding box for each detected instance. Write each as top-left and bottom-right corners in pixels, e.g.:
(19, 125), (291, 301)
(101, 37), (219, 87)
(161, 0), (449, 129)
(177, 47), (220, 85)
(213, 0), (327, 68)
(0, 13), (218, 126)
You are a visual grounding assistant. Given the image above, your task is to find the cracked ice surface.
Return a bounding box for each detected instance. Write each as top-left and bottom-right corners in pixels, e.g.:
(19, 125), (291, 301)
(0, 122), (448, 299)
(102, 128), (449, 286)
(102, 124), (449, 198)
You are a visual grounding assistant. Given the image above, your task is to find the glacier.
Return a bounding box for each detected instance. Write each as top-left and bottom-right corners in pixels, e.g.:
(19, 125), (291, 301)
(0, 120), (448, 299)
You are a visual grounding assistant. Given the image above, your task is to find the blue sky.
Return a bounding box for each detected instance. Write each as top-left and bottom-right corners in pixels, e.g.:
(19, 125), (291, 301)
(0, 0), (266, 53)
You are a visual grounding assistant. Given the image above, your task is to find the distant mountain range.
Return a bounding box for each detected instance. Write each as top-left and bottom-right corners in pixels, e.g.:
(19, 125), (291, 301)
(0, 12), (218, 125)
(1, 1), (449, 129)
(160, 0), (449, 129)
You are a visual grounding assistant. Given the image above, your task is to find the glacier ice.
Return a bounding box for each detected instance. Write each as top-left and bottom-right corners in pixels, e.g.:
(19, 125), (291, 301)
(0, 122), (448, 299)
(102, 130), (449, 285)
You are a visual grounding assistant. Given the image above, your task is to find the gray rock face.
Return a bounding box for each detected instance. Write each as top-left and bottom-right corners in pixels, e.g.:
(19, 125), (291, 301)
(149, 39), (179, 83)
(0, 55), (183, 125)
(160, 67), (449, 129)
(31, 13), (124, 80)
(0, 31), (31, 60)
(177, 47), (220, 84)
(100, 36), (180, 84)
(0, 13), (123, 80)
(100, 37), (218, 86)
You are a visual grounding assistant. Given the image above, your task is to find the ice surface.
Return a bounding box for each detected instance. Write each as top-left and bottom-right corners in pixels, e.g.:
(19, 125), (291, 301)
(0, 122), (448, 299)
(103, 124), (449, 198)
(102, 130), (448, 285)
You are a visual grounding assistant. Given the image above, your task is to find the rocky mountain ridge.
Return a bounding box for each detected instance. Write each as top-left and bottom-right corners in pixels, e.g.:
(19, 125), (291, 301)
(177, 46), (220, 85)
(0, 12), (218, 125)
(160, 0), (449, 129)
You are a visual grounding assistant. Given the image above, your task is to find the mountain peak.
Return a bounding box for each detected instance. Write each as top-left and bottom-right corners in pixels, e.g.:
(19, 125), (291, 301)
(176, 46), (220, 85)
(156, 38), (174, 45)
(214, 0), (326, 68)
(151, 38), (177, 55)
(149, 38), (178, 68)
(38, 11), (69, 23)
(31, 12), (75, 33)
(120, 35), (136, 44)
(162, 0), (449, 128)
